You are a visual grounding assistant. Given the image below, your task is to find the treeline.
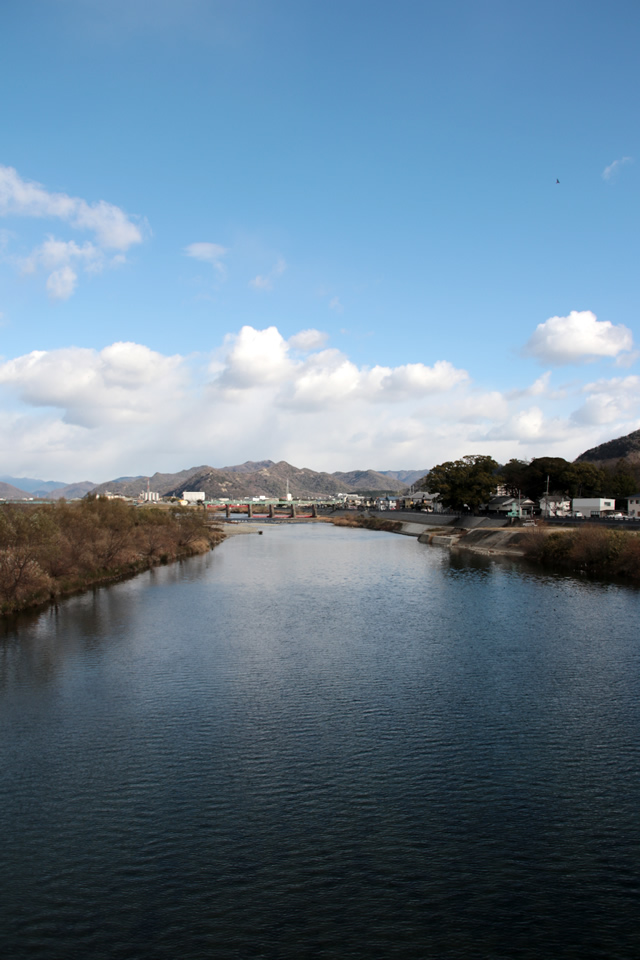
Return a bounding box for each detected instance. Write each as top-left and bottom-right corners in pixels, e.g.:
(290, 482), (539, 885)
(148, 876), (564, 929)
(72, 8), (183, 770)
(420, 455), (638, 512)
(499, 456), (637, 501)
(522, 526), (640, 581)
(0, 499), (224, 615)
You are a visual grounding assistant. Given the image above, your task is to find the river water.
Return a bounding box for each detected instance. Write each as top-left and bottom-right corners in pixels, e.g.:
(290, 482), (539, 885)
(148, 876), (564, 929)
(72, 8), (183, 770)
(1, 523), (639, 960)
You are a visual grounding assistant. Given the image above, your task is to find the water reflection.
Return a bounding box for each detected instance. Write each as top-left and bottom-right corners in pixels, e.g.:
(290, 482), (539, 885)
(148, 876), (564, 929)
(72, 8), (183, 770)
(1, 524), (639, 960)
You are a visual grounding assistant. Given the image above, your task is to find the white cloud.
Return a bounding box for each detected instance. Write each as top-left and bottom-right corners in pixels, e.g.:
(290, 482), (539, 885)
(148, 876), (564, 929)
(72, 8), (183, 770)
(250, 257), (287, 291)
(215, 326), (293, 389)
(602, 156), (633, 181)
(329, 296), (343, 313)
(21, 237), (105, 300)
(212, 327), (468, 409)
(524, 310), (633, 365)
(0, 165), (145, 298)
(571, 374), (640, 426)
(288, 329), (329, 352)
(361, 361), (468, 401)
(46, 266), (78, 301)
(184, 242), (227, 275)
(0, 166), (144, 249)
(1, 324), (638, 480)
(0, 341), (184, 428)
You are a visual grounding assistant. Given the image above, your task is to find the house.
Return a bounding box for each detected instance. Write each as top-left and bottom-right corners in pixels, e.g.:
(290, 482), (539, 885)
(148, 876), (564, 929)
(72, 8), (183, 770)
(626, 494), (640, 519)
(486, 495), (535, 516)
(538, 495), (571, 518)
(571, 498), (615, 518)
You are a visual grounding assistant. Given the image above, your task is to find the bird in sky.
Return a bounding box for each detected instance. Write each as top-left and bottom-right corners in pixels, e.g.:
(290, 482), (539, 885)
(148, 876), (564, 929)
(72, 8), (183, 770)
(556, 178), (560, 184)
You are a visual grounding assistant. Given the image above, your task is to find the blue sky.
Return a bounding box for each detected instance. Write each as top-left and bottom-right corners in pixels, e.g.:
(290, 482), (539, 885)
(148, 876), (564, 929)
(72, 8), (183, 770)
(1, 0), (638, 481)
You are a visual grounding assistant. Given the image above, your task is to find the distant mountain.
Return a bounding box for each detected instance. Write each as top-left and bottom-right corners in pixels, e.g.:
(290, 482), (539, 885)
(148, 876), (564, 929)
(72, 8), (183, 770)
(0, 475), (68, 493)
(575, 429), (640, 472)
(91, 466), (209, 499)
(166, 462), (411, 499)
(331, 469), (411, 493)
(379, 469), (429, 487)
(218, 460), (276, 474)
(45, 481), (97, 500)
(91, 461), (415, 500)
(0, 481), (32, 499)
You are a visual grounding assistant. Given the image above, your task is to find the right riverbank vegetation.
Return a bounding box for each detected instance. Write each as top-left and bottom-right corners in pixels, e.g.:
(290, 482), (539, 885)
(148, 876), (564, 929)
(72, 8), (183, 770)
(0, 499), (224, 615)
(520, 525), (640, 582)
(420, 455), (637, 512)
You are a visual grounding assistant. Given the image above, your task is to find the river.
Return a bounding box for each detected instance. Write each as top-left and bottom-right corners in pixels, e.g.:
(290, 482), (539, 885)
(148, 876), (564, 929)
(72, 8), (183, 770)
(1, 523), (639, 959)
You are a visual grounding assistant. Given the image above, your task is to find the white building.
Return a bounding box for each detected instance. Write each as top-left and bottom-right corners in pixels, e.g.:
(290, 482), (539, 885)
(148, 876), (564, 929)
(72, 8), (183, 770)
(538, 495), (571, 518)
(571, 498), (615, 517)
(182, 491), (205, 503)
(141, 490), (160, 502)
(626, 494), (640, 518)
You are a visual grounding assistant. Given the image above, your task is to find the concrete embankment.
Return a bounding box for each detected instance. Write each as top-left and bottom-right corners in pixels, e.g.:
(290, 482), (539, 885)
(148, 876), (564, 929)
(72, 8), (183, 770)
(418, 525), (574, 559)
(434, 527), (532, 557)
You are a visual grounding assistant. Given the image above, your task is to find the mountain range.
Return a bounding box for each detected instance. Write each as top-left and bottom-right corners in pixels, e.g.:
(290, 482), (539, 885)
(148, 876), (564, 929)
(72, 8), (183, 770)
(0, 476), (97, 500)
(5, 427), (640, 502)
(90, 461), (428, 500)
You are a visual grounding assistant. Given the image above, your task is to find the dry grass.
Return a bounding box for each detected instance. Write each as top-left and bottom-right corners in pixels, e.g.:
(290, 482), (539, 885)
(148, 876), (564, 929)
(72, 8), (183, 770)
(331, 514), (403, 533)
(521, 524), (640, 580)
(0, 500), (224, 615)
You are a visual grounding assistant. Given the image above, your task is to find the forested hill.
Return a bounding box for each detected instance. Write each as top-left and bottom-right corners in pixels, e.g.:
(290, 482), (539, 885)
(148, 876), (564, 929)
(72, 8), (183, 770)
(575, 429), (640, 473)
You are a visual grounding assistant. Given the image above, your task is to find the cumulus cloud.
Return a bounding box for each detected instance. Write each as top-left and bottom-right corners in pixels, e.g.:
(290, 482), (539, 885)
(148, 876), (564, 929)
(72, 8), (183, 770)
(250, 257), (286, 291)
(184, 242), (227, 275)
(523, 310), (633, 365)
(0, 165), (145, 298)
(215, 326), (293, 389)
(0, 341), (184, 428)
(482, 406), (573, 444)
(571, 374), (640, 426)
(1, 323), (636, 480)
(212, 326), (468, 409)
(602, 156), (633, 181)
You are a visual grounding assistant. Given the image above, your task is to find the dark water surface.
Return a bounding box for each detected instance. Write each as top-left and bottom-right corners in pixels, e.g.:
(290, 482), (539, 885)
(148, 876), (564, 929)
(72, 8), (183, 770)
(1, 523), (639, 959)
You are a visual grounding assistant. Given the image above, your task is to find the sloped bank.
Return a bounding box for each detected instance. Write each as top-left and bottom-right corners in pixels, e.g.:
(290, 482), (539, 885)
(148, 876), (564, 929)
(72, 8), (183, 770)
(424, 524), (640, 583)
(419, 526), (531, 557)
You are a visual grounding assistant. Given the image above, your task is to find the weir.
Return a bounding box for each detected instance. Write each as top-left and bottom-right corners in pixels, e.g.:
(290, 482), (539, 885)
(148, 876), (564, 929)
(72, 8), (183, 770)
(222, 502), (319, 519)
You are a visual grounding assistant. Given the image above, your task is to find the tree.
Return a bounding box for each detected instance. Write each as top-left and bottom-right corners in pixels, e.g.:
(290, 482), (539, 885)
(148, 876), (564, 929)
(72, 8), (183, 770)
(498, 459), (530, 496)
(421, 455), (499, 511)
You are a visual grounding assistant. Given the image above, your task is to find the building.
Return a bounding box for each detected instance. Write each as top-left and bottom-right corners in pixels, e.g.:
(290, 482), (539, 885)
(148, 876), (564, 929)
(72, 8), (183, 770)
(538, 495), (571, 518)
(626, 494), (640, 519)
(486, 495), (535, 516)
(141, 490), (160, 502)
(182, 491), (205, 503)
(571, 498), (615, 518)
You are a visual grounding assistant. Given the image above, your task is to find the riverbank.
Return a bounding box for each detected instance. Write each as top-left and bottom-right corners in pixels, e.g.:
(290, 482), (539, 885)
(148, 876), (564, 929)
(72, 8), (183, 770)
(0, 500), (225, 616)
(431, 524), (640, 583)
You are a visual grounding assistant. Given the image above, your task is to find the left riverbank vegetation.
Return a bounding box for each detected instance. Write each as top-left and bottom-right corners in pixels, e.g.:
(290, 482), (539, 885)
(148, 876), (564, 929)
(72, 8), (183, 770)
(0, 499), (224, 615)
